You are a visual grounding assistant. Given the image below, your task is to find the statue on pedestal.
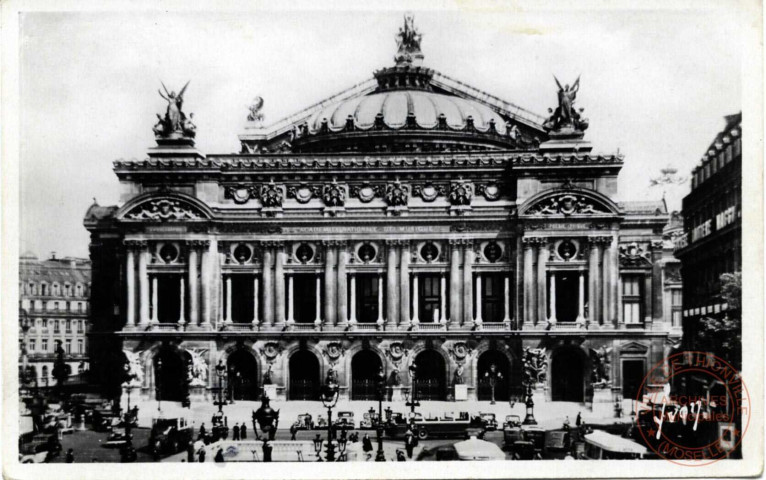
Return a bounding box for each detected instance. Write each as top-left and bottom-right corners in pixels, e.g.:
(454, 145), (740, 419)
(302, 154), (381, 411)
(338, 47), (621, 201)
(453, 364), (465, 386)
(154, 81), (196, 138)
(543, 76), (589, 134)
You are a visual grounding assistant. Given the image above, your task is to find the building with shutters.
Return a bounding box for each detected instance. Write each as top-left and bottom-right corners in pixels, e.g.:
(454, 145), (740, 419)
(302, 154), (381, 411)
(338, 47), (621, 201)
(84, 17), (679, 406)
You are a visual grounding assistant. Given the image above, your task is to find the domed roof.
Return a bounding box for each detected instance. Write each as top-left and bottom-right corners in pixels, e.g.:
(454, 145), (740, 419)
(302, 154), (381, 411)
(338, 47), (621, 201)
(306, 89), (508, 136)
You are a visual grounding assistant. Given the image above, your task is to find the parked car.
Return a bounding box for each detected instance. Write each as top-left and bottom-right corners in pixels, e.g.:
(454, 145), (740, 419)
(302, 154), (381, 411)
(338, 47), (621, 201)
(478, 413), (498, 431)
(543, 429), (572, 459)
(292, 413), (315, 430)
(104, 427), (131, 448)
(210, 412), (229, 441)
(92, 408), (121, 432)
(18, 433), (61, 463)
(387, 411), (484, 440)
(417, 437), (505, 461)
(334, 411), (355, 430)
(149, 417), (193, 456)
(359, 411), (380, 429)
(583, 430), (650, 459)
(502, 415), (521, 430)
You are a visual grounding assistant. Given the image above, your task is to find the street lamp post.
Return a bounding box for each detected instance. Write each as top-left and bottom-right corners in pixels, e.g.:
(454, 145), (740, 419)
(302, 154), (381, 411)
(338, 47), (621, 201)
(485, 363), (503, 405)
(405, 362), (420, 427)
(318, 377), (340, 461)
(156, 358), (163, 414)
(215, 360), (227, 414)
(522, 382), (537, 426)
(375, 367), (386, 462)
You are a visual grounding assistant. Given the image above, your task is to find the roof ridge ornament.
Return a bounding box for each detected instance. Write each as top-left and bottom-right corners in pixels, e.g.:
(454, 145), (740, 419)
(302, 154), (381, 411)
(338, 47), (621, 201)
(394, 13), (424, 66)
(543, 75), (589, 137)
(154, 80), (196, 142)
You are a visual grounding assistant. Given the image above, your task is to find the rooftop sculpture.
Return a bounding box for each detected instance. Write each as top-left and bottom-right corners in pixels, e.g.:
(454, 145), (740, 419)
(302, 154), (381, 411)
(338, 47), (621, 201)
(394, 13), (424, 66)
(543, 76), (589, 135)
(154, 81), (196, 139)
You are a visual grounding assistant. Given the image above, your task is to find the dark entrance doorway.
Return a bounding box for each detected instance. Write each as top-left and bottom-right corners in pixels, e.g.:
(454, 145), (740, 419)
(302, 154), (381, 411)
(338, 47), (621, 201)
(289, 350), (320, 400)
(154, 347), (191, 402)
(293, 274), (317, 323)
(413, 350), (446, 400)
(351, 350), (383, 400)
(551, 347), (585, 402)
(418, 275), (441, 322)
(231, 275), (255, 323)
(477, 350), (511, 401)
(481, 274), (504, 323)
(157, 275), (181, 323)
(554, 272), (580, 323)
(622, 360), (645, 400)
(227, 349), (259, 401)
(356, 274), (380, 323)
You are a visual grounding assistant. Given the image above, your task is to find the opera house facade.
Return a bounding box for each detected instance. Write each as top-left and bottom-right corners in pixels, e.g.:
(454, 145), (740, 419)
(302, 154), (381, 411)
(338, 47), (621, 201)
(84, 18), (679, 407)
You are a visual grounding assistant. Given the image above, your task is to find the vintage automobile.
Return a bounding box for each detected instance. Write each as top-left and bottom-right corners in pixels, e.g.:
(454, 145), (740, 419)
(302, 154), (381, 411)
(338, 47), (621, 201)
(316, 414), (328, 429)
(149, 417), (194, 456)
(104, 427), (131, 448)
(359, 411), (380, 430)
(478, 413), (498, 431)
(542, 429), (572, 459)
(502, 415), (521, 430)
(583, 430), (650, 459)
(18, 433), (62, 463)
(386, 411), (485, 440)
(42, 412), (73, 435)
(210, 411), (229, 441)
(334, 411), (355, 430)
(92, 408), (121, 432)
(291, 413), (315, 430)
(416, 437), (506, 461)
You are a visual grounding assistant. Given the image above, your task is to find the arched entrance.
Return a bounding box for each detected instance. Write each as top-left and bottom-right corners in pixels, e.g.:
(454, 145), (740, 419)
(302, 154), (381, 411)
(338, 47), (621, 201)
(289, 350), (320, 400)
(154, 347), (191, 403)
(227, 349), (259, 401)
(477, 350), (511, 402)
(413, 350), (446, 400)
(351, 350), (383, 400)
(551, 347), (585, 402)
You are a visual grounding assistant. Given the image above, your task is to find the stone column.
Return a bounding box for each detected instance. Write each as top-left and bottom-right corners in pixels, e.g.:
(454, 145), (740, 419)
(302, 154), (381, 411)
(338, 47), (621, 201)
(610, 241), (620, 328)
(187, 245), (199, 326)
(349, 274), (357, 324)
(125, 245), (136, 327)
(399, 243), (411, 327)
(474, 273), (482, 324)
(522, 239), (534, 326)
(224, 276), (232, 324)
(651, 241), (664, 324)
(179, 277), (186, 325)
(252, 276), (260, 328)
(588, 238), (601, 324)
(386, 242), (399, 328)
(150, 275), (159, 324)
(644, 274), (653, 325)
(536, 240), (548, 326)
(324, 245), (336, 327)
(287, 274), (294, 325)
(262, 247), (274, 326)
(315, 274), (322, 326)
(548, 273), (557, 324)
(449, 241), (462, 328)
(199, 240), (213, 329)
(576, 272), (586, 323)
(462, 243), (474, 326)
(274, 249), (286, 327)
(411, 274), (419, 324)
(440, 274), (447, 324)
(602, 237), (612, 327)
(503, 276), (511, 323)
(377, 274), (384, 326)
(337, 248), (348, 327)
(138, 247), (149, 326)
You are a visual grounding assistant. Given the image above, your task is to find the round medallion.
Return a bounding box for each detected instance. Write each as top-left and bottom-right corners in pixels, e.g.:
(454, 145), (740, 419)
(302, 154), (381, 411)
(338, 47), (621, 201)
(483, 184), (500, 201)
(159, 243), (179, 263)
(296, 243), (314, 263)
(557, 240), (577, 260)
(357, 186), (376, 203)
(230, 187), (251, 204)
(358, 243), (376, 263)
(419, 185), (438, 202)
(483, 242), (502, 262)
(294, 186), (313, 204)
(420, 242), (439, 262)
(233, 244), (252, 263)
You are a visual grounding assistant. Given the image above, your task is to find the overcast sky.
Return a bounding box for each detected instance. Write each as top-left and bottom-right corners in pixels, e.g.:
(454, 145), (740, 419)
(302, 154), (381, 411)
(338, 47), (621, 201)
(19, 7), (744, 258)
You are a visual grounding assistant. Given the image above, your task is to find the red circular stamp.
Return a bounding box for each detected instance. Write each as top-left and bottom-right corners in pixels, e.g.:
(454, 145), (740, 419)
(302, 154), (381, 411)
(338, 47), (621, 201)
(635, 351), (750, 466)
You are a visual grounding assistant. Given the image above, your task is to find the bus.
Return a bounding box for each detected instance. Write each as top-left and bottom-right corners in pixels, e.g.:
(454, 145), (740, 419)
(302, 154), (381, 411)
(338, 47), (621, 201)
(385, 411), (485, 440)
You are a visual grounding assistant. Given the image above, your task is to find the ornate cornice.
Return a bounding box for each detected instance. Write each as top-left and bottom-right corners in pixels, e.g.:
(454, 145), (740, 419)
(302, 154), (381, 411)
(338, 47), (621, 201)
(123, 240), (148, 249)
(185, 240), (210, 248)
(588, 236), (613, 245)
(522, 237), (547, 246)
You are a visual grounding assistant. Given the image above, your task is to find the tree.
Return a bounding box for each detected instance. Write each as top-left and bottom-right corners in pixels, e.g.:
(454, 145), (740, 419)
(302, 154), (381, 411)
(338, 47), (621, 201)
(696, 273), (741, 370)
(51, 340), (72, 398)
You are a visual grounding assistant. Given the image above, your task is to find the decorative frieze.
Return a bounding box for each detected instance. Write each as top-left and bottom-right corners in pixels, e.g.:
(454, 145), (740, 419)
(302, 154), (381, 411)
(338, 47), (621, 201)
(224, 184), (258, 204)
(124, 198), (204, 221)
(526, 193), (609, 216)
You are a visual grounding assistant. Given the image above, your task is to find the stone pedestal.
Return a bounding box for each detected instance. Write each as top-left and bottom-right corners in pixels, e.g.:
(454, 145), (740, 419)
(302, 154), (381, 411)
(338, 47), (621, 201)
(454, 384), (468, 401)
(263, 384), (278, 400)
(390, 386), (405, 402)
(189, 385), (208, 403)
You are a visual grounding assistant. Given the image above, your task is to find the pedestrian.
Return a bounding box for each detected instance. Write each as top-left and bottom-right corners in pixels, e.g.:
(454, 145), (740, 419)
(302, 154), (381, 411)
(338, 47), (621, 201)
(198, 423), (206, 440)
(362, 433), (373, 454)
(563, 416), (571, 431)
(240, 422), (247, 439)
(404, 428), (415, 459)
(187, 440), (195, 462)
(65, 448), (74, 463)
(575, 411), (581, 427)
(290, 423), (298, 440)
(396, 450), (406, 461)
(232, 423), (240, 441)
(199, 448), (206, 463)
(262, 440), (273, 463)
(214, 448), (225, 462)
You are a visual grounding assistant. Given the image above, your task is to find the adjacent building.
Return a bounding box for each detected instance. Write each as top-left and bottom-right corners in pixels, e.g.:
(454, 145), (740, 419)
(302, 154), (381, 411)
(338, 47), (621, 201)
(84, 17), (678, 407)
(19, 251), (91, 386)
(674, 113), (742, 349)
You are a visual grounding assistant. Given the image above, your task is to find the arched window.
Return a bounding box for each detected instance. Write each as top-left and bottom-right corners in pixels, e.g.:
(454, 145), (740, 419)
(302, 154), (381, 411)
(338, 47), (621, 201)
(41, 283), (48, 296)
(52, 283), (60, 296)
(64, 284), (72, 297)
(75, 284), (83, 297)
(28, 282), (35, 295)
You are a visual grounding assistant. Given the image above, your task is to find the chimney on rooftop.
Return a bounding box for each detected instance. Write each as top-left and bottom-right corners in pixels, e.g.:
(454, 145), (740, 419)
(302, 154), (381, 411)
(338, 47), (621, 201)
(50, 251), (57, 260)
